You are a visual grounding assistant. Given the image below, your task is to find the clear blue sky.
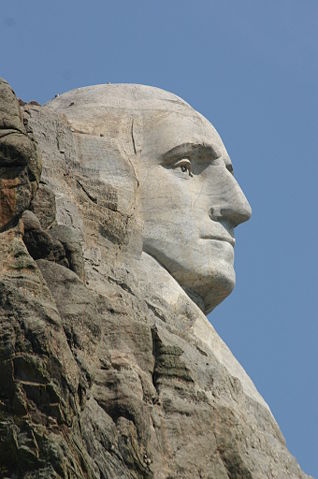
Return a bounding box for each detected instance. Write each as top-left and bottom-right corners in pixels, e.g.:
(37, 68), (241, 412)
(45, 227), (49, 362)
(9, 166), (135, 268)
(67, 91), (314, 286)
(1, 1), (317, 476)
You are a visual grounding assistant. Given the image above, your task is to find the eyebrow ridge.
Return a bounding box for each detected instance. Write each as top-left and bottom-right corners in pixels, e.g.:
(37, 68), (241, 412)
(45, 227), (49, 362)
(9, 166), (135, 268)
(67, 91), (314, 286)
(161, 142), (220, 163)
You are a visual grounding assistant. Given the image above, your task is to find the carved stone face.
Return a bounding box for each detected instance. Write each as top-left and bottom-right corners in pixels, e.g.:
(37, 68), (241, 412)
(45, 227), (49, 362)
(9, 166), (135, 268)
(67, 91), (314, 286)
(138, 109), (251, 313)
(47, 84), (251, 314)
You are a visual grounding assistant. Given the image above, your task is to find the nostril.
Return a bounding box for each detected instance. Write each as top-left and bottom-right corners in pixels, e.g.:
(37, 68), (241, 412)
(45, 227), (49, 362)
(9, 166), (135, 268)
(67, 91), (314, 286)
(209, 207), (222, 221)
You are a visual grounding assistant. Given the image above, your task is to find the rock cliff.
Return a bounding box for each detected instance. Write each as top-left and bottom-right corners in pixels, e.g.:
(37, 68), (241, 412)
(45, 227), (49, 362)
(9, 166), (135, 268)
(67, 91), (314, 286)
(0, 78), (311, 479)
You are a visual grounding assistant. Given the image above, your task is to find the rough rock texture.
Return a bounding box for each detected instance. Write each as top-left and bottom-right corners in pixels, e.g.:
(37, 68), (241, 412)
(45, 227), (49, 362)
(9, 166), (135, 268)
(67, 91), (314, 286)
(0, 78), (312, 479)
(0, 79), (41, 232)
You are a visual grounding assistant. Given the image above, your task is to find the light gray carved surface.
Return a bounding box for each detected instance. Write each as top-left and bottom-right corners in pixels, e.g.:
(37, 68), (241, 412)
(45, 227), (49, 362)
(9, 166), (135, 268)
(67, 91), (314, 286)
(47, 84), (251, 314)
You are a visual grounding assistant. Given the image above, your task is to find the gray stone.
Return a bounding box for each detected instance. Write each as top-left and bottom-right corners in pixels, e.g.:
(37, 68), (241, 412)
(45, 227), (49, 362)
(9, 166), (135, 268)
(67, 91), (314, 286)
(0, 81), (312, 478)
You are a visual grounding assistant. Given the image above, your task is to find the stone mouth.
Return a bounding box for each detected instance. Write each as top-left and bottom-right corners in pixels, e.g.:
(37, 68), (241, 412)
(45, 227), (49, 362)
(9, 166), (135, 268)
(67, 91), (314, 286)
(200, 235), (236, 247)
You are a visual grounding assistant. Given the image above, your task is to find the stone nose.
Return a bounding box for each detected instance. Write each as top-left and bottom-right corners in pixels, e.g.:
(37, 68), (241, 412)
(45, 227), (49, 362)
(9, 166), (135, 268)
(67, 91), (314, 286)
(209, 183), (252, 228)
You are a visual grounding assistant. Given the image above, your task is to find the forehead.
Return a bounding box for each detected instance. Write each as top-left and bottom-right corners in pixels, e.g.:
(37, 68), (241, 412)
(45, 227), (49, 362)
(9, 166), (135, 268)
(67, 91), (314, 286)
(46, 84), (229, 161)
(142, 109), (228, 159)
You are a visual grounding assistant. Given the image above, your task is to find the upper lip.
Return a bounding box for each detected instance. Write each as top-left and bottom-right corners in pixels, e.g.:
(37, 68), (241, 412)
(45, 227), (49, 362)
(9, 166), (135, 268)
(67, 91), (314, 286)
(201, 235), (236, 247)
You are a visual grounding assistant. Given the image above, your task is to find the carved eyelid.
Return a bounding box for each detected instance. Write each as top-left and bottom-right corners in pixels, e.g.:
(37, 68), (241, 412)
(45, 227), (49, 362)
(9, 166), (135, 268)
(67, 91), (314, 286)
(173, 158), (193, 177)
(174, 158), (191, 168)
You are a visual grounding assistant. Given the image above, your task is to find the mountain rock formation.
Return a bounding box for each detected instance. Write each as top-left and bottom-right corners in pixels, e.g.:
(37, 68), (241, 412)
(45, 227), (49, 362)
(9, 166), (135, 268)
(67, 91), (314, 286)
(0, 78), (311, 479)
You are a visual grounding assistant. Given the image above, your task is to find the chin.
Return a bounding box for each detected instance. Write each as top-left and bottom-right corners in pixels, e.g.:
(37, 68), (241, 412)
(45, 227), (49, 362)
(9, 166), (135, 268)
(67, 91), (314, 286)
(170, 260), (236, 314)
(143, 242), (236, 313)
(202, 272), (235, 314)
(186, 266), (236, 314)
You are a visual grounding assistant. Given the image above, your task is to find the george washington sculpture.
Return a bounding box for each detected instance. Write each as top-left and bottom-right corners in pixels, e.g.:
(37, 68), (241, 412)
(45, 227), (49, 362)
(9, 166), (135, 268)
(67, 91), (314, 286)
(46, 83), (251, 314)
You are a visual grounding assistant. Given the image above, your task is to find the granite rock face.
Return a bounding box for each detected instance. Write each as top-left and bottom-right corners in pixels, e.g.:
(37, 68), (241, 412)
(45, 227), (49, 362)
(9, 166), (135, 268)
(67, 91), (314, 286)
(0, 78), (312, 479)
(0, 78), (41, 231)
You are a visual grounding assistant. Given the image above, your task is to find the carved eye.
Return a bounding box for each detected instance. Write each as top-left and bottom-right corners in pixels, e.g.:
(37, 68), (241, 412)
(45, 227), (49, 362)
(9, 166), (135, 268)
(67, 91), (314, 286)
(174, 158), (193, 177)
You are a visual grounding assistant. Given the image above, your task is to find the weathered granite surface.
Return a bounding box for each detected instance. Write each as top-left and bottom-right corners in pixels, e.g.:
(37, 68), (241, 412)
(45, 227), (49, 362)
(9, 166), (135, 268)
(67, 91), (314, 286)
(0, 78), (312, 478)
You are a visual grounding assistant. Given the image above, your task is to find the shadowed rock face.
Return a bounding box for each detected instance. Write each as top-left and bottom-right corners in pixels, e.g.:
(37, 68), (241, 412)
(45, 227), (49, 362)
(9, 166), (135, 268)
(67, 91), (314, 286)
(0, 79), (311, 479)
(0, 78), (41, 231)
